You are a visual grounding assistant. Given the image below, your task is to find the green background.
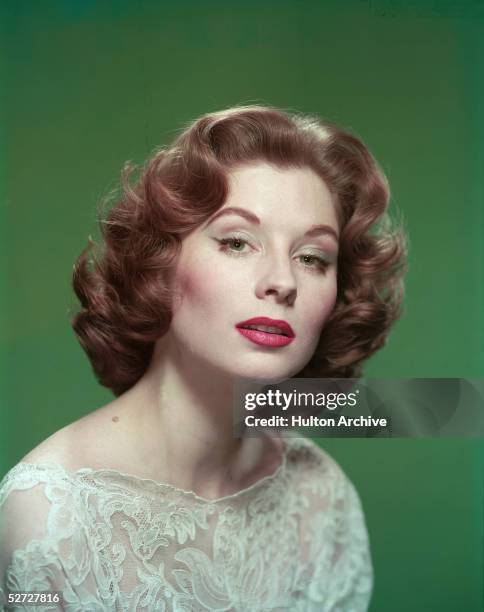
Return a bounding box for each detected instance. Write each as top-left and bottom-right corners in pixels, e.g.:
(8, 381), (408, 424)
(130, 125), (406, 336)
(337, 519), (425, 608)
(1, 1), (483, 610)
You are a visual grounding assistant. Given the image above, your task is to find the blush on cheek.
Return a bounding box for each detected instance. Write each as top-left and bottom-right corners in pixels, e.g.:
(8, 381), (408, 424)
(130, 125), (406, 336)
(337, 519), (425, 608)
(174, 264), (219, 313)
(171, 257), (200, 301)
(177, 268), (195, 296)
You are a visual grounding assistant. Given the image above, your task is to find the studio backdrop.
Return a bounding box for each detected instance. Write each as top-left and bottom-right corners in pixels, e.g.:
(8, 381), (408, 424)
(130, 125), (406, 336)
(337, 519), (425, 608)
(1, 2), (483, 611)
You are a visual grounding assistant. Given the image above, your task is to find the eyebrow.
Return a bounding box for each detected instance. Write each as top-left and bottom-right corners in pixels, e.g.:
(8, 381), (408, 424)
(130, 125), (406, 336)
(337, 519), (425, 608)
(203, 206), (339, 242)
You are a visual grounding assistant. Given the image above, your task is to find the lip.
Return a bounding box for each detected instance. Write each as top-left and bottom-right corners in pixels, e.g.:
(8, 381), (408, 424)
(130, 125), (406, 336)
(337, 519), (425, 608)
(235, 317), (295, 348)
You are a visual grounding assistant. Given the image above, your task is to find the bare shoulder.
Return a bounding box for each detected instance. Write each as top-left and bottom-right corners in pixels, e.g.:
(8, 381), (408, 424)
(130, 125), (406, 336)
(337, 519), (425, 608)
(20, 398), (133, 472)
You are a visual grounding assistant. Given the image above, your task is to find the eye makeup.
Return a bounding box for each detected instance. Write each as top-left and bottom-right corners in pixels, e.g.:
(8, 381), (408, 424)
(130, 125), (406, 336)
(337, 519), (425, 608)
(212, 232), (336, 275)
(210, 221), (338, 257)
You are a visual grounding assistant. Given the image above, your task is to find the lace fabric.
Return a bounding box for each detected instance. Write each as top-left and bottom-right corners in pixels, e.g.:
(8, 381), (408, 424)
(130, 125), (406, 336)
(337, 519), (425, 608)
(0, 436), (373, 611)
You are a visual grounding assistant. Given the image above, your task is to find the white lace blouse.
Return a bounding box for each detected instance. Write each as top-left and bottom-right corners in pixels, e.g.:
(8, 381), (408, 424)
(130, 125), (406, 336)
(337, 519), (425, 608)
(0, 436), (372, 611)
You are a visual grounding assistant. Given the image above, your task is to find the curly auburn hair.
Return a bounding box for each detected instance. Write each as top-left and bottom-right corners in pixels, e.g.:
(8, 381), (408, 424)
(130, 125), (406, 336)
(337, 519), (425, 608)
(71, 104), (407, 397)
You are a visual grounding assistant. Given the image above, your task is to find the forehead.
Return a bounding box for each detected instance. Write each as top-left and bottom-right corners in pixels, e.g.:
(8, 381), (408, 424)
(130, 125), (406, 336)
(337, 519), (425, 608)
(224, 162), (336, 224)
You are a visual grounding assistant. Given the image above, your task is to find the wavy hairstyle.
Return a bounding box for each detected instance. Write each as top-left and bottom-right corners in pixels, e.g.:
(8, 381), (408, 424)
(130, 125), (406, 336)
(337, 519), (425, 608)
(71, 104), (407, 397)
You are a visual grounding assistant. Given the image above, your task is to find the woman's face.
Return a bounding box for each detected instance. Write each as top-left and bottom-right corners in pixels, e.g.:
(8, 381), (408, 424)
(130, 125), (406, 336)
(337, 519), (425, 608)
(167, 162), (339, 382)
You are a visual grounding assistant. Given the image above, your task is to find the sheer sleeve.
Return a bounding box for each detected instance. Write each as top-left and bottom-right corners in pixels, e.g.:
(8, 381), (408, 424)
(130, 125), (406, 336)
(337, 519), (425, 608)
(0, 463), (105, 611)
(288, 442), (373, 612)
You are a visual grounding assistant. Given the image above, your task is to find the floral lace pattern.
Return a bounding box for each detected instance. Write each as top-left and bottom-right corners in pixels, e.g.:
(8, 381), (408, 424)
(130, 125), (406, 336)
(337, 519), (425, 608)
(0, 437), (373, 611)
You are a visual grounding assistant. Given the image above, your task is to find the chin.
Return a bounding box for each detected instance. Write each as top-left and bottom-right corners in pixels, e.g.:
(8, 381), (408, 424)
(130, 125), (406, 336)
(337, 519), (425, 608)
(230, 364), (299, 385)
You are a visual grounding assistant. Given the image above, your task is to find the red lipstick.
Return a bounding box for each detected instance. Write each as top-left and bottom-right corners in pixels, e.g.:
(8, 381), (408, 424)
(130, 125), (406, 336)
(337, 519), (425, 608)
(235, 317), (295, 348)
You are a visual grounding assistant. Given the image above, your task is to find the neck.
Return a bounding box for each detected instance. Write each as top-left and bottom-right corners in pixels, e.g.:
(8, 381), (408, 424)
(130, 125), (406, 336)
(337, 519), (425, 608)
(119, 333), (274, 499)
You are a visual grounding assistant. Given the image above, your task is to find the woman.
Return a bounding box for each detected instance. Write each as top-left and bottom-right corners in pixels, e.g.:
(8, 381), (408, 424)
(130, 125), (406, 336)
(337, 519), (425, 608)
(0, 105), (406, 611)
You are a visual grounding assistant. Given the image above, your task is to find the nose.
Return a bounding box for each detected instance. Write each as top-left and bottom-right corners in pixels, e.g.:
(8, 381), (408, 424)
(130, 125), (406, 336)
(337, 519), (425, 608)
(255, 250), (297, 306)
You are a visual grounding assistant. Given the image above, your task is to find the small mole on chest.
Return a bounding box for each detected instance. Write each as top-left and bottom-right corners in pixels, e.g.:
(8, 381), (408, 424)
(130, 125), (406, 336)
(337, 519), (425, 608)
(112, 416), (119, 423)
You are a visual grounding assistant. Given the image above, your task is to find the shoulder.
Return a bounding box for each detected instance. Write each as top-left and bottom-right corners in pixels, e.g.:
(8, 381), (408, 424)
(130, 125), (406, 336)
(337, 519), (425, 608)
(18, 424), (77, 470)
(284, 438), (373, 607)
(0, 413), (110, 559)
(0, 401), (128, 522)
(0, 399), (127, 506)
(0, 422), (78, 512)
(284, 436), (354, 490)
(16, 397), (132, 474)
(283, 436), (368, 525)
(0, 427), (84, 515)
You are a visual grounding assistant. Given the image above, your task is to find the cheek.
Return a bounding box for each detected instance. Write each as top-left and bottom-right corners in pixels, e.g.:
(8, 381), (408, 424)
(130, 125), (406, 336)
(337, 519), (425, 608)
(174, 266), (205, 310)
(306, 282), (338, 332)
(174, 257), (228, 314)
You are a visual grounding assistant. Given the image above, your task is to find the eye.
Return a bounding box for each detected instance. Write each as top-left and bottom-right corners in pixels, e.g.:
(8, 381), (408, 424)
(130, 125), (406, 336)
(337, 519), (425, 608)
(215, 235), (333, 275)
(298, 254), (331, 274)
(216, 235), (252, 257)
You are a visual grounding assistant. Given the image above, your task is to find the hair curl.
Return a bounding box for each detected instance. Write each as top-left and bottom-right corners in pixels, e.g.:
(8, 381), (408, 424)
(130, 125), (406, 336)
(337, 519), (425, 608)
(71, 104), (407, 397)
